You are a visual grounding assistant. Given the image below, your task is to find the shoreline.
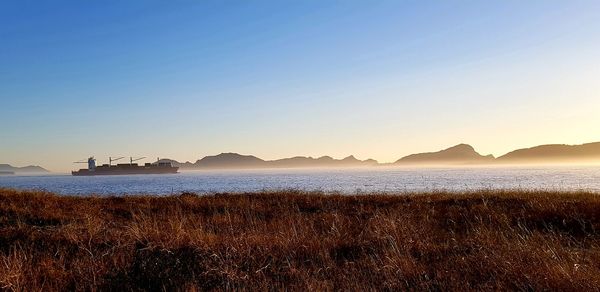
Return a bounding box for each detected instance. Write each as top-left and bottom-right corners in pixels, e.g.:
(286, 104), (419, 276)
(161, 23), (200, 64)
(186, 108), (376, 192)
(1, 188), (599, 290)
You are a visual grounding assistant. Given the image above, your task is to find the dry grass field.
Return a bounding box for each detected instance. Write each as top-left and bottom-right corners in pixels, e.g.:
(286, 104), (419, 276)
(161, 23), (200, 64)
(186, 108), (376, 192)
(1, 187), (600, 291)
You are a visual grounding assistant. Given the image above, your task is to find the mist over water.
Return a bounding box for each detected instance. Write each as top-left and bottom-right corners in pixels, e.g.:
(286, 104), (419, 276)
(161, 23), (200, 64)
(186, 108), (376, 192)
(1, 166), (599, 195)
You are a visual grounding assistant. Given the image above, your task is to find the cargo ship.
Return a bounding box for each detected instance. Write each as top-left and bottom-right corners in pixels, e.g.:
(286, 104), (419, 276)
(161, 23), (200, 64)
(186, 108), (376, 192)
(72, 157), (178, 176)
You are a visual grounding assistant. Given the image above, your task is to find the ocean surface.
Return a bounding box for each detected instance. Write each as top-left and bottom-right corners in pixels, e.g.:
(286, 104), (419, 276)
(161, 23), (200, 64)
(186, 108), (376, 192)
(1, 166), (600, 195)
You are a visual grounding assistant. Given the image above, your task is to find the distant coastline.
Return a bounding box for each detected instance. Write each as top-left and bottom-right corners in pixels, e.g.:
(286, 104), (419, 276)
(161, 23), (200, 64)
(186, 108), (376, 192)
(0, 164), (48, 174)
(3, 141), (600, 173)
(160, 141), (600, 170)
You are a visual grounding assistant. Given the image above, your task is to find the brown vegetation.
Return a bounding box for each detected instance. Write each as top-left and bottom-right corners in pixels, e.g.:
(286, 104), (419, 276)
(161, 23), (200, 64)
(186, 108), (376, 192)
(1, 188), (600, 291)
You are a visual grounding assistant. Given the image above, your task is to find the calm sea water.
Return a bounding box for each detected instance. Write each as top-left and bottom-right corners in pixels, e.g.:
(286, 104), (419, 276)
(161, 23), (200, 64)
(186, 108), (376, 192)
(1, 166), (600, 195)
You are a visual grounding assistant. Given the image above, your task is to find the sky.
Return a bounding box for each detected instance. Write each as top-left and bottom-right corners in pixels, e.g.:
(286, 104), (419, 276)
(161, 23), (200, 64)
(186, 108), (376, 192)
(1, 1), (600, 172)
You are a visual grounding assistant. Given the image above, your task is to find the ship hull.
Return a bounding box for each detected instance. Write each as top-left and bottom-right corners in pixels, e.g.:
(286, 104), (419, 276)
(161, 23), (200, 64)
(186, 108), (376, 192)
(72, 166), (178, 176)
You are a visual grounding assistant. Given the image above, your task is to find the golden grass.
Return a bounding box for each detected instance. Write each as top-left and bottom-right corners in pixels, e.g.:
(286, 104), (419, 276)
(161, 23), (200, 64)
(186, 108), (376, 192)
(1, 188), (600, 291)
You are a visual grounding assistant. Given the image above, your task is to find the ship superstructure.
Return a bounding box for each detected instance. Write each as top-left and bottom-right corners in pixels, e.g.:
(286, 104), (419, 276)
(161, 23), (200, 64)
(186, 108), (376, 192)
(72, 157), (178, 176)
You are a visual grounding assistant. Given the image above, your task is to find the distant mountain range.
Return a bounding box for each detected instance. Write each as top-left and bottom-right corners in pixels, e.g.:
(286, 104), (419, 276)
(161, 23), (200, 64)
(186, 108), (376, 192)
(0, 164), (49, 174)
(394, 142), (600, 165)
(158, 153), (378, 169)
(4, 141), (600, 173)
(160, 141), (600, 169)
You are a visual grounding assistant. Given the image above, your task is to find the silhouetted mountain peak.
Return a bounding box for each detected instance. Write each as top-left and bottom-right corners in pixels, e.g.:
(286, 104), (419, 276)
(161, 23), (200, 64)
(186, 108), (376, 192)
(497, 142), (600, 163)
(194, 153), (265, 168)
(219, 152), (257, 158)
(396, 144), (494, 164)
(446, 143), (475, 152)
(342, 155), (358, 162)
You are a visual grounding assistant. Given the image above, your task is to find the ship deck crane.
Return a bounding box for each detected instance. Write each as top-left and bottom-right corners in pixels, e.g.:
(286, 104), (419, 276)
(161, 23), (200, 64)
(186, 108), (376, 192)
(130, 157), (146, 164)
(74, 157), (96, 170)
(109, 157), (124, 166)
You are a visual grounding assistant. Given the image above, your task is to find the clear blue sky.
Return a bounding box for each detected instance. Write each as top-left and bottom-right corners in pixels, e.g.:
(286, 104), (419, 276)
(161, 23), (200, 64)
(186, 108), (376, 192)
(1, 1), (600, 171)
